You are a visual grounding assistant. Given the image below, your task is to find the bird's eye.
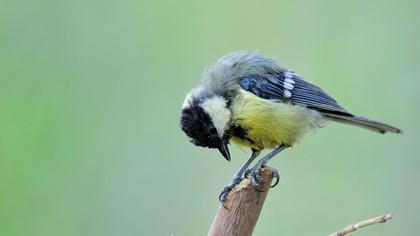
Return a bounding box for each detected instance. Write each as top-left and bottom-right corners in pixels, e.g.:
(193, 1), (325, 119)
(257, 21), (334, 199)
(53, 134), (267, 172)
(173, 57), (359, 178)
(210, 127), (217, 134)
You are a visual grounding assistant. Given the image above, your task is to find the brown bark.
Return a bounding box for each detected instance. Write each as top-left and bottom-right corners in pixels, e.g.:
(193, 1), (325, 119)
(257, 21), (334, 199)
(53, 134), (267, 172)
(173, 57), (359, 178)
(208, 167), (274, 236)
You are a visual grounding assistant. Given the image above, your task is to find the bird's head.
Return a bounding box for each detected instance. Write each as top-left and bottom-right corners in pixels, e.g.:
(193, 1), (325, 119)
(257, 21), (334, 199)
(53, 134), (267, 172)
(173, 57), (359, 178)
(180, 93), (232, 161)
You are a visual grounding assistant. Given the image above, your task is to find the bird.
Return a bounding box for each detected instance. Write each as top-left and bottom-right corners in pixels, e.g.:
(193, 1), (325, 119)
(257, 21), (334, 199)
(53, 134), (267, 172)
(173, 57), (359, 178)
(179, 51), (401, 203)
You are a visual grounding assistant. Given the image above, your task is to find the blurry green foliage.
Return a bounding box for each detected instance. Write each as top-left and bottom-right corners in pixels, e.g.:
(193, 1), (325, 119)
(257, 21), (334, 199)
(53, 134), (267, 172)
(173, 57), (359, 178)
(1, 0), (419, 235)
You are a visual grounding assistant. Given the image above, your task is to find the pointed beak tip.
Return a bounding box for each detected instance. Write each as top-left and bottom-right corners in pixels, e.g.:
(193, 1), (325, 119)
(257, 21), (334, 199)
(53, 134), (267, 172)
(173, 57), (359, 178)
(218, 140), (231, 161)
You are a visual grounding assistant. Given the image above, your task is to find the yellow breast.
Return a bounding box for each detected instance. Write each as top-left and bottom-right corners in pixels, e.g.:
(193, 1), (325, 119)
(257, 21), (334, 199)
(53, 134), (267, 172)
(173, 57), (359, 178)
(230, 90), (325, 150)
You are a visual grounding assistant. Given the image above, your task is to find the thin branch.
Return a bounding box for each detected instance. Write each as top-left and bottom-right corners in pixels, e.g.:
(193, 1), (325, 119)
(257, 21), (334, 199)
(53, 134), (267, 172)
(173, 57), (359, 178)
(328, 213), (393, 236)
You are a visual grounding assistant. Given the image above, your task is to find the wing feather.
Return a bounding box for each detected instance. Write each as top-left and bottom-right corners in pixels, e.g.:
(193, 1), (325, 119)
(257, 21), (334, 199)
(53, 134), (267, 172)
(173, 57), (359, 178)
(239, 70), (351, 115)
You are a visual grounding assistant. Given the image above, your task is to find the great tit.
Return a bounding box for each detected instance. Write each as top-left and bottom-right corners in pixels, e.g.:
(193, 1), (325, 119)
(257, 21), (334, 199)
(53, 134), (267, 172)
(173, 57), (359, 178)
(180, 51), (401, 202)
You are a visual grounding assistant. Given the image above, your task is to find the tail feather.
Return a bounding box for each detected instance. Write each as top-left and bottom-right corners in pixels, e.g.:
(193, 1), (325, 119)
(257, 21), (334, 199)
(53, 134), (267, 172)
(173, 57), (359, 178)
(323, 113), (402, 134)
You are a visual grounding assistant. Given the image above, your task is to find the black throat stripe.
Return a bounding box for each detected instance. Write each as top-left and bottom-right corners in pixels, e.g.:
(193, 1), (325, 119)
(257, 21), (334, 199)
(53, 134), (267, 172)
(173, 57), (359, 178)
(230, 125), (257, 146)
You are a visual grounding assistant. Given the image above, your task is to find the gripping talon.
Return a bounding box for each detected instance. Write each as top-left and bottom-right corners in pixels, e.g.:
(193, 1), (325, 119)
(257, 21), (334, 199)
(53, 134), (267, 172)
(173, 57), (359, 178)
(246, 165), (281, 190)
(270, 167), (280, 188)
(218, 187), (231, 203)
(219, 187), (232, 208)
(218, 178), (244, 207)
(244, 169), (251, 179)
(247, 164), (265, 189)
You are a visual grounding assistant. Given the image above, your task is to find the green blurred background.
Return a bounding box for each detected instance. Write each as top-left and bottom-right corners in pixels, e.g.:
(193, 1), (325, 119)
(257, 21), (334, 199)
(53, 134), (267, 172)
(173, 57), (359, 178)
(1, 0), (419, 235)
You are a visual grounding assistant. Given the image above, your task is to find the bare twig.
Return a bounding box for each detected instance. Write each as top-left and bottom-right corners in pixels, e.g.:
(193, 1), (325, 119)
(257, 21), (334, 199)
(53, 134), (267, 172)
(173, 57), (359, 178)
(208, 167), (274, 236)
(328, 213), (393, 236)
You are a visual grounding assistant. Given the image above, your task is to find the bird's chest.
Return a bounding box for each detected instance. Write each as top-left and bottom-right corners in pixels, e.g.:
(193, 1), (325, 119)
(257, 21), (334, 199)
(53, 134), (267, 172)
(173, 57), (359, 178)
(229, 90), (321, 150)
(230, 114), (293, 150)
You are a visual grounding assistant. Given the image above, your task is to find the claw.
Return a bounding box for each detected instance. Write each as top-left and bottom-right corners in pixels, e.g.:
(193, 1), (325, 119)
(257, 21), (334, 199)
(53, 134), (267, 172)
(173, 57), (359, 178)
(247, 164), (265, 190)
(270, 167), (280, 188)
(218, 178), (244, 208)
(246, 165), (281, 190)
(244, 169), (251, 179)
(219, 186), (232, 208)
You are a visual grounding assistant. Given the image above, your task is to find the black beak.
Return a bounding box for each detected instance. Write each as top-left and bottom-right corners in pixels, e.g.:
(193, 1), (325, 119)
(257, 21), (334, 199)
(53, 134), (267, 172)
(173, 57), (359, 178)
(218, 139), (231, 161)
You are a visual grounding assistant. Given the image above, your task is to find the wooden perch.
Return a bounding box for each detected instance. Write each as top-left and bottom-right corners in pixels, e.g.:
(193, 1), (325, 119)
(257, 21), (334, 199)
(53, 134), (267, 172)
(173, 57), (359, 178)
(207, 166), (393, 236)
(208, 166), (274, 236)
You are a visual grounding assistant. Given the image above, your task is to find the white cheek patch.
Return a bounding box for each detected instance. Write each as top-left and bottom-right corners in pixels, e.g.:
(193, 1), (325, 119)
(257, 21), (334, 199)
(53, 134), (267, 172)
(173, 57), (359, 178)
(200, 96), (231, 137)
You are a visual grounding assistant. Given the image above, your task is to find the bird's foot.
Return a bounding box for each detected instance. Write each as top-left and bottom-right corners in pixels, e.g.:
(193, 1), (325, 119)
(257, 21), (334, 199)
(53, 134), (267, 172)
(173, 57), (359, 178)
(245, 165), (280, 191)
(219, 177), (243, 205)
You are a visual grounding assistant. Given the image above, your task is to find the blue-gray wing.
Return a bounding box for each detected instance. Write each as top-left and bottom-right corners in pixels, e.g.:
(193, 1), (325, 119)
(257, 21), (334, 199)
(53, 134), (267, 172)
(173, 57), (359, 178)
(239, 70), (352, 115)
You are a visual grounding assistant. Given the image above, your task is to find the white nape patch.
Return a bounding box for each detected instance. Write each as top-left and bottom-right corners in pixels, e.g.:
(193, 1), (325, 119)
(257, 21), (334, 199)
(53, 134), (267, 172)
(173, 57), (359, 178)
(182, 93), (193, 108)
(182, 87), (204, 108)
(199, 96), (231, 137)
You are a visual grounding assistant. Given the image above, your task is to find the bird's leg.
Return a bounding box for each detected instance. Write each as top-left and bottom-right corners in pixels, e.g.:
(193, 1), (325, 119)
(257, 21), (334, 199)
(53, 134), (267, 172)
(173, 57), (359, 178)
(219, 149), (261, 204)
(246, 145), (287, 189)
